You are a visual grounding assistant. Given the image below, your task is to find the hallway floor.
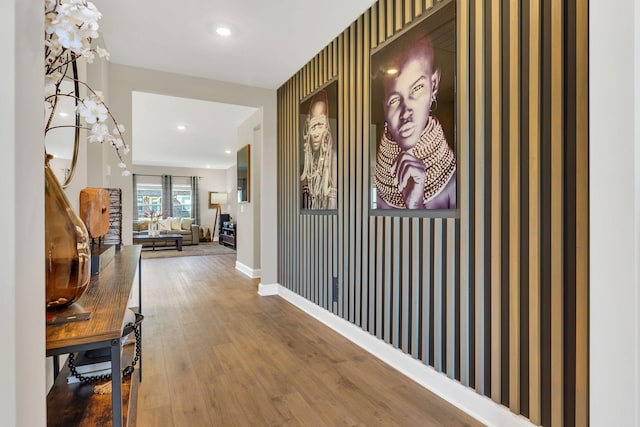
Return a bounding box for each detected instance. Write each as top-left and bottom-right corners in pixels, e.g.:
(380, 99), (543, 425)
(137, 254), (483, 426)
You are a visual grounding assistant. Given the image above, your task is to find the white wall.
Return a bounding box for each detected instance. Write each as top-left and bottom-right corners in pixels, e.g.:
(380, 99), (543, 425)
(235, 109), (263, 271)
(132, 164), (230, 240)
(86, 37), (110, 188)
(1, 1), (46, 426)
(590, 0), (640, 425)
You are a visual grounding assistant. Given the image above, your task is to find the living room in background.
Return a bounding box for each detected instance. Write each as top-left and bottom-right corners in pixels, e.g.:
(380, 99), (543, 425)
(133, 175), (162, 219)
(171, 176), (193, 218)
(133, 174), (200, 222)
(132, 173), (202, 248)
(209, 191), (228, 243)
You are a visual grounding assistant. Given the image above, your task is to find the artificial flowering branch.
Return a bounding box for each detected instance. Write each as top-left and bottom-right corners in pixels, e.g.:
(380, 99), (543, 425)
(44, 0), (130, 176)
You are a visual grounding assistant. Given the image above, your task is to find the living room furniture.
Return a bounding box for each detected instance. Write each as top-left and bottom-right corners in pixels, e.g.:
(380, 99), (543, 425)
(46, 245), (142, 427)
(219, 225), (236, 249)
(208, 192), (228, 242)
(133, 233), (183, 251)
(132, 217), (199, 247)
(218, 213), (231, 239)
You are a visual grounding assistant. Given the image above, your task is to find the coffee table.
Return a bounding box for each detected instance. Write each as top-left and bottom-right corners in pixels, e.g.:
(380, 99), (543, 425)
(133, 233), (183, 251)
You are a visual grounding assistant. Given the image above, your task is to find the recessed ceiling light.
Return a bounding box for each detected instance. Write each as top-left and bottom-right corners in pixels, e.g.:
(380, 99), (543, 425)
(59, 112), (68, 117)
(177, 125), (186, 130)
(216, 27), (231, 37)
(386, 68), (399, 75)
(225, 150), (231, 154)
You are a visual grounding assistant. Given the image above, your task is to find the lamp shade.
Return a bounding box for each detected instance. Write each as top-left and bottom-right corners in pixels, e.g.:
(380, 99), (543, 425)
(209, 192), (228, 207)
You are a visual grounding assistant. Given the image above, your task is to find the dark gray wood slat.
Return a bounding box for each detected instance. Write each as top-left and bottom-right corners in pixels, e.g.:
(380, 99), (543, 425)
(376, 216), (384, 339)
(411, 217), (421, 359)
(401, 217), (411, 353)
(348, 22), (357, 324)
(392, 218), (401, 349)
(433, 218), (443, 372)
(354, 16), (364, 328)
(422, 219), (432, 365)
(447, 219), (456, 379)
(361, 11), (371, 332)
(368, 216), (377, 334)
(384, 216), (392, 343)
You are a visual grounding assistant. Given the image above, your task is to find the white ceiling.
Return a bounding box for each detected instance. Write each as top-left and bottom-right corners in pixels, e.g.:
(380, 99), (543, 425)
(132, 92), (257, 169)
(84, 0), (376, 170)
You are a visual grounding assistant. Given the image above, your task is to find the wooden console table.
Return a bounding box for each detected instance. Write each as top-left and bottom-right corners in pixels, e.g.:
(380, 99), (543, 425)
(46, 245), (142, 427)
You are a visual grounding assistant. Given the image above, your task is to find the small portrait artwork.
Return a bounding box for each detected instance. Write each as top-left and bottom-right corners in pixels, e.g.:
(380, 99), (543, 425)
(300, 81), (338, 210)
(371, 1), (456, 211)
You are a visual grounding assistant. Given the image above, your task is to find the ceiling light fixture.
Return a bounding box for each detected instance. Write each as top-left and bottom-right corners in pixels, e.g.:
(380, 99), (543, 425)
(177, 125), (186, 130)
(59, 112), (68, 117)
(216, 26), (231, 37)
(386, 68), (399, 75)
(225, 149), (231, 154)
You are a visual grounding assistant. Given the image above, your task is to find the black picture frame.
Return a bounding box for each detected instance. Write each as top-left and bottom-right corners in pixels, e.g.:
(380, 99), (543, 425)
(237, 144), (250, 203)
(370, 0), (457, 214)
(299, 79), (339, 212)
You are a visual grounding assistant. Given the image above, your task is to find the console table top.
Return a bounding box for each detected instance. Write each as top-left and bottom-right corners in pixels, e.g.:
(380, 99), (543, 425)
(45, 245), (141, 355)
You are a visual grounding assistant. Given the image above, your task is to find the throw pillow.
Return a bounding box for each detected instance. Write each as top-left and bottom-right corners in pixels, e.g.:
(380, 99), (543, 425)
(158, 218), (172, 231)
(170, 217), (182, 230)
(181, 217), (194, 230)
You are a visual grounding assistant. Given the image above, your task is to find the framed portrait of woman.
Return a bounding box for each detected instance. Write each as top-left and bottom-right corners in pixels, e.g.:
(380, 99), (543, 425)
(370, 0), (456, 213)
(299, 79), (338, 211)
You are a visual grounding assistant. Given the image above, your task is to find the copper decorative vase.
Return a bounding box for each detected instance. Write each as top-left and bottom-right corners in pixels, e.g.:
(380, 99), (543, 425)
(45, 155), (91, 309)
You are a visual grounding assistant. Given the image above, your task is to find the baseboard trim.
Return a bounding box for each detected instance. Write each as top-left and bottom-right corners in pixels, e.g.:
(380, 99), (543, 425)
(258, 283), (279, 296)
(277, 286), (535, 427)
(235, 261), (261, 278)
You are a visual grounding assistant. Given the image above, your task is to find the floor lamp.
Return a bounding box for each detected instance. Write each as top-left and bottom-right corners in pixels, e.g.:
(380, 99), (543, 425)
(208, 192), (228, 242)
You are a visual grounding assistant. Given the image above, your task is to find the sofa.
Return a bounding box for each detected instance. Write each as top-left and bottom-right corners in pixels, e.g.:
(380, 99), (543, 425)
(132, 217), (200, 247)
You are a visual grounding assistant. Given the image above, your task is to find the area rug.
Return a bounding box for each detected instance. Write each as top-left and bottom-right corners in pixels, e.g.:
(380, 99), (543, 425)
(140, 242), (236, 259)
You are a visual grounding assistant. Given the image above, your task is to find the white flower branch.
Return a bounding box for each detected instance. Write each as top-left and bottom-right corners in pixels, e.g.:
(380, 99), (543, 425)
(44, 0), (130, 176)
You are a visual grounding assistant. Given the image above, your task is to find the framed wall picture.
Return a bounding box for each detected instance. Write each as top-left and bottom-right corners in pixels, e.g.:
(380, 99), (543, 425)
(299, 79), (338, 211)
(370, 0), (456, 212)
(237, 144), (250, 203)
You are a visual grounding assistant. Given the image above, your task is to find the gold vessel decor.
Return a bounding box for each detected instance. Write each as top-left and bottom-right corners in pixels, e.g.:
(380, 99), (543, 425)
(45, 155), (91, 309)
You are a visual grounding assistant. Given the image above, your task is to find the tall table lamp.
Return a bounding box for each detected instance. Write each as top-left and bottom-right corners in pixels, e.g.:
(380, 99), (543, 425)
(209, 192), (228, 242)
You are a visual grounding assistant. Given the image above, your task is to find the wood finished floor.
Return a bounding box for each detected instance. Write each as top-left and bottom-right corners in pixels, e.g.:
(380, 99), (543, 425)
(137, 254), (484, 427)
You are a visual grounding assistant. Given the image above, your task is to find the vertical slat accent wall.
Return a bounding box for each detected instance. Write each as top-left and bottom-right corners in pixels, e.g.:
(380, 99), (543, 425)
(276, 1), (588, 426)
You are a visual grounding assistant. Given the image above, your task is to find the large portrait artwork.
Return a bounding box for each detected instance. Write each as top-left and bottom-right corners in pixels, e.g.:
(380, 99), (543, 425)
(371, 1), (456, 211)
(300, 80), (338, 210)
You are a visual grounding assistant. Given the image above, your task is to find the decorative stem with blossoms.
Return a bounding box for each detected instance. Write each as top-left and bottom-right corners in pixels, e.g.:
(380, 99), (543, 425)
(44, 0), (130, 176)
